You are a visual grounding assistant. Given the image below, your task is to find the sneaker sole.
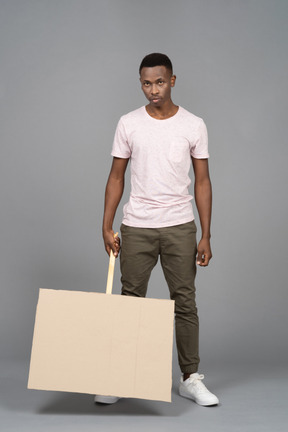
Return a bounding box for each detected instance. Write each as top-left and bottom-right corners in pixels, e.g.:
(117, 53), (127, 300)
(94, 395), (120, 404)
(179, 387), (219, 406)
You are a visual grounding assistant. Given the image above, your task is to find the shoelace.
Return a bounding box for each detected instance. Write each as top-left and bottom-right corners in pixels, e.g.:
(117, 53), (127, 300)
(187, 374), (209, 394)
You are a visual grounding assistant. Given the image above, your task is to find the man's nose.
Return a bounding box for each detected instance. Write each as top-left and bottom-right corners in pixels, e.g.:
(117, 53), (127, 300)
(151, 84), (159, 94)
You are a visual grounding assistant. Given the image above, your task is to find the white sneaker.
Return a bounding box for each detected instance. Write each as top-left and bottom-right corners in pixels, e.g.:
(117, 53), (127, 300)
(179, 373), (219, 406)
(94, 395), (120, 404)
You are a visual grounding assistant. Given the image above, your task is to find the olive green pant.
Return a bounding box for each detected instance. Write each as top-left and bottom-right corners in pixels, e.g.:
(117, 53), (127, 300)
(120, 220), (199, 374)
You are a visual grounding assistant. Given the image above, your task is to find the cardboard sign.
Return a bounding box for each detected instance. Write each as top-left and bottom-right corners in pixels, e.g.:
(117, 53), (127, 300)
(27, 288), (174, 402)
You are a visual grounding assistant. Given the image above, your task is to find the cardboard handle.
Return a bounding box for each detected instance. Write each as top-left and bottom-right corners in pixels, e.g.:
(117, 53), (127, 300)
(106, 232), (118, 295)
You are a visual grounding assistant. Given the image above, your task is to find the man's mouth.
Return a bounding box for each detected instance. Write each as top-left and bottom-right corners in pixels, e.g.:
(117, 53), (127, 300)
(150, 97), (161, 103)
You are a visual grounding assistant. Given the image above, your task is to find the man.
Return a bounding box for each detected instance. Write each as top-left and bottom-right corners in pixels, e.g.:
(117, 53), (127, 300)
(95, 53), (219, 406)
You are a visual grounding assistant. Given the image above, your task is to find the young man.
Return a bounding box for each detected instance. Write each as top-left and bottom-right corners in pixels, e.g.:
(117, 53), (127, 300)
(95, 53), (219, 406)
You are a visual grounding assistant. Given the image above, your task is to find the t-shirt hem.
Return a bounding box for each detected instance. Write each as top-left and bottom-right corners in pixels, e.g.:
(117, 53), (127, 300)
(121, 215), (195, 229)
(191, 153), (209, 159)
(111, 151), (130, 158)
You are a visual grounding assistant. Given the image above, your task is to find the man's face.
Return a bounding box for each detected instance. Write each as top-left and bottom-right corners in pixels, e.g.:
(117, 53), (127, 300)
(139, 65), (176, 106)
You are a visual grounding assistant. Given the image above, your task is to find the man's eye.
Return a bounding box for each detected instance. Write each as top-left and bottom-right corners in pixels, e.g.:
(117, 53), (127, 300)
(144, 82), (150, 86)
(158, 81), (164, 84)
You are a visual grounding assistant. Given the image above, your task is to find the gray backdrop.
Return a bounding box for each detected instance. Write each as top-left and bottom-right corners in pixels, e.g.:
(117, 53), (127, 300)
(1, 0), (287, 373)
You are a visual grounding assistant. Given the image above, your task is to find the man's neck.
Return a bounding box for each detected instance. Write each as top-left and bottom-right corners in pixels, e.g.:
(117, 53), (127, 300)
(145, 101), (179, 120)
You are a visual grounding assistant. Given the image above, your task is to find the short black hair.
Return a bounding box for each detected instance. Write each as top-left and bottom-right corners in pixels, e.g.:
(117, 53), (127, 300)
(139, 53), (173, 75)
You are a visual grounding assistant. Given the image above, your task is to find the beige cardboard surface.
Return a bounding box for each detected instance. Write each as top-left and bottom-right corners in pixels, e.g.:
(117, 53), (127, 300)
(28, 289), (174, 402)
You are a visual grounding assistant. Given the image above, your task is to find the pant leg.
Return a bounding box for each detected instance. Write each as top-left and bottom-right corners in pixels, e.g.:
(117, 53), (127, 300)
(159, 220), (199, 374)
(120, 224), (160, 297)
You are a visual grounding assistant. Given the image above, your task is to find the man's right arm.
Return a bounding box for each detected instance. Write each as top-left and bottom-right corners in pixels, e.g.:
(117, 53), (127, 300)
(102, 157), (129, 257)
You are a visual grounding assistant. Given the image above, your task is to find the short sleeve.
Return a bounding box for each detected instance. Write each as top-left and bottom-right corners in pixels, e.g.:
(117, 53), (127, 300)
(111, 118), (131, 158)
(190, 119), (209, 159)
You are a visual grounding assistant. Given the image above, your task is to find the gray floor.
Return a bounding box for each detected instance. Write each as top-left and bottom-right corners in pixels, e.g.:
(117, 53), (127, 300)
(1, 359), (287, 432)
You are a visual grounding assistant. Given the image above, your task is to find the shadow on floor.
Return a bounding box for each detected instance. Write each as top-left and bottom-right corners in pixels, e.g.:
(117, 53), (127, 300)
(1, 375), (191, 417)
(3, 361), (277, 416)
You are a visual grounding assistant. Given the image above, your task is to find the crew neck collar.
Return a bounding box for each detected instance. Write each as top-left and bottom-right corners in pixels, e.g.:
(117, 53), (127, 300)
(143, 105), (181, 121)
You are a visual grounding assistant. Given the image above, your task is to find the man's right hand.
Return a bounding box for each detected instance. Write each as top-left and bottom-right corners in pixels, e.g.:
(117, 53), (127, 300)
(103, 229), (120, 258)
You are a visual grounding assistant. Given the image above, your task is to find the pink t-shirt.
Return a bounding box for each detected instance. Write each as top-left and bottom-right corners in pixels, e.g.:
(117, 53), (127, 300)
(111, 105), (209, 228)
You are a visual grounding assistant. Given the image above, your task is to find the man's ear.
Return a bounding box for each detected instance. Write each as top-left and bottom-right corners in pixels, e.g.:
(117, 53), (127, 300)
(170, 74), (176, 87)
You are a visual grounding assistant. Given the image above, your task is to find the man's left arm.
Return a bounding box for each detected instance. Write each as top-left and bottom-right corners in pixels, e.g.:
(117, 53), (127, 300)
(192, 157), (212, 267)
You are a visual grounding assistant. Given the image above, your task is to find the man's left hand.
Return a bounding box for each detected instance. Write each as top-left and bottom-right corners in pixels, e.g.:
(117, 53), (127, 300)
(196, 238), (212, 267)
